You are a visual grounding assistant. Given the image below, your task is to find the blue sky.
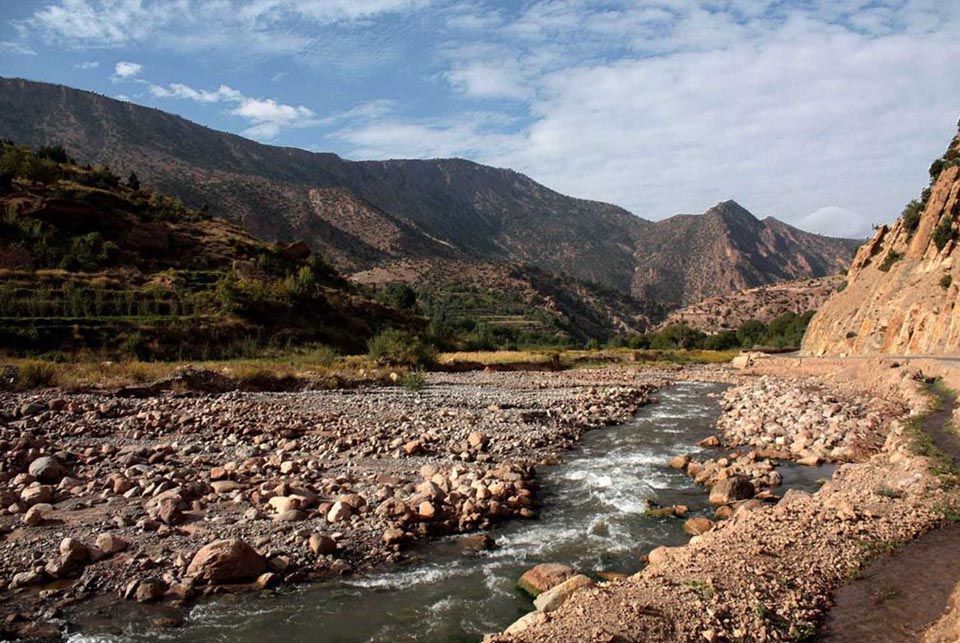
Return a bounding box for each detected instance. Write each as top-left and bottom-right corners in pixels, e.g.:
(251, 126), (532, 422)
(1, 0), (959, 237)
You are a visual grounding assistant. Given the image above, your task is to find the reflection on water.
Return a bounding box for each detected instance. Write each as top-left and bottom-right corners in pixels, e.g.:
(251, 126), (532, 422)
(68, 382), (831, 643)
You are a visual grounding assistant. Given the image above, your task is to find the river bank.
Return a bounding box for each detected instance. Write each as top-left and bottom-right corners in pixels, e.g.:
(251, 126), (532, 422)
(492, 356), (960, 642)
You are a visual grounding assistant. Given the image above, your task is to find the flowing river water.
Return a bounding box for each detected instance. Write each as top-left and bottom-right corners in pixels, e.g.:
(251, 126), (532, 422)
(70, 382), (832, 643)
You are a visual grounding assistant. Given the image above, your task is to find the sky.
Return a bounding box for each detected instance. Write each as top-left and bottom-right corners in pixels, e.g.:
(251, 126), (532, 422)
(1, 1), (959, 238)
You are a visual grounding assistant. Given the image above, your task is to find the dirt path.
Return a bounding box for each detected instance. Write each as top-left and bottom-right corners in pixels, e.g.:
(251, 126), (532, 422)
(819, 386), (959, 642)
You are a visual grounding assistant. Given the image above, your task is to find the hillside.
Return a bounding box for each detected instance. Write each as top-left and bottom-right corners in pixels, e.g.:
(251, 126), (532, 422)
(803, 124), (960, 356)
(660, 274), (845, 334)
(0, 142), (411, 358)
(0, 78), (857, 307)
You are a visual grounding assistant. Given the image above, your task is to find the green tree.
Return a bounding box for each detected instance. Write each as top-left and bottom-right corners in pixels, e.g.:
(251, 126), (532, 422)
(736, 319), (767, 349)
(127, 171), (141, 191)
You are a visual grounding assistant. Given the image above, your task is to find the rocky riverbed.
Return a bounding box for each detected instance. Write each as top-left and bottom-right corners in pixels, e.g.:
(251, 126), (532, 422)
(492, 359), (958, 642)
(0, 367), (682, 639)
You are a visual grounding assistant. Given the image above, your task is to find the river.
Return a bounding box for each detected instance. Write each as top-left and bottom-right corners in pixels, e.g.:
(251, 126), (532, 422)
(69, 381), (832, 643)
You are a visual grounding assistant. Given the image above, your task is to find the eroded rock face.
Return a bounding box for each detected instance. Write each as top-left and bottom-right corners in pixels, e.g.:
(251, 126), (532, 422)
(803, 128), (960, 356)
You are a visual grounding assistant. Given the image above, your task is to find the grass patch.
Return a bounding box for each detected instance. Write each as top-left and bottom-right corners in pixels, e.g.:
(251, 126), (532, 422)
(400, 370), (427, 392)
(436, 348), (738, 368)
(904, 378), (959, 480)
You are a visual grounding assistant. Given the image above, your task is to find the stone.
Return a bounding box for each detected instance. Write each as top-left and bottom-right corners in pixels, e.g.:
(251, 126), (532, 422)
(683, 517), (715, 536)
(59, 537), (89, 563)
(20, 484), (53, 506)
(186, 539), (266, 583)
(416, 500), (436, 520)
(22, 505), (45, 526)
(211, 480), (244, 494)
(382, 527), (406, 545)
(668, 454), (690, 470)
(96, 533), (129, 555)
(255, 572), (281, 589)
(708, 476), (755, 505)
(308, 533), (337, 556)
(533, 574), (595, 612)
(402, 440), (423, 455)
(28, 456), (67, 484)
(157, 496), (185, 525)
(135, 579), (166, 603)
(503, 611), (548, 636)
(517, 562), (576, 597)
(268, 496), (302, 514)
(467, 432), (489, 450)
(326, 501), (352, 523)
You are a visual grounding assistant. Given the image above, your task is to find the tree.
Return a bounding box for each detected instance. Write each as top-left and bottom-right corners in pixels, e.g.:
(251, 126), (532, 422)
(736, 319), (767, 349)
(127, 171), (140, 191)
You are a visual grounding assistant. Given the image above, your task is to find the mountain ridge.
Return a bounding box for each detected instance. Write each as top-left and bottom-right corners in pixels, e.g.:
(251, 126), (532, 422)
(0, 77), (858, 306)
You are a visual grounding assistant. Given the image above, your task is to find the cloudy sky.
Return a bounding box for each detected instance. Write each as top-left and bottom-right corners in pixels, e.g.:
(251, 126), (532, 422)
(1, 0), (959, 237)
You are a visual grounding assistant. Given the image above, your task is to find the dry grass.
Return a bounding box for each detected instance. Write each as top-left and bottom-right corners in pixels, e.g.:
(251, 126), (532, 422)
(1, 350), (399, 391)
(437, 348), (738, 367)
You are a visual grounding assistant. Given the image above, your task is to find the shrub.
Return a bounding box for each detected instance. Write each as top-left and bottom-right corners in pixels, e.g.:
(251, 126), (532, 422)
(901, 200), (923, 235)
(736, 319), (768, 349)
(17, 361), (58, 390)
(367, 329), (436, 367)
(400, 370), (426, 392)
(941, 275), (953, 290)
(23, 156), (60, 185)
(379, 283), (417, 310)
(127, 171), (140, 191)
(36, 144), (70, 164)
(933, 218), (955, 251)
(878, 251), (903, 272)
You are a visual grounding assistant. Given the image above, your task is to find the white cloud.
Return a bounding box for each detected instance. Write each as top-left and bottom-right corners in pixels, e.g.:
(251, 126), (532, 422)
(74, 60), (99, 69)
(112, 60), (142, 79)
(145, 79), (317, 141)
(794, 206), (874, 239)
(19, 0), (431, 56)
(0, 40), (37, 55)
(149, 83), (242, 103)
(336, 0), (960, 237)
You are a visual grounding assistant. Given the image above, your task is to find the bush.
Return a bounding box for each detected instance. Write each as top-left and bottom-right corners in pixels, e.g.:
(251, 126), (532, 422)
(736, 319), (767, 349)
(901, 200), (923, 235)
(933, 218), (955, 251)
(879, 251), (903, 272)
(36, 144), (71, 164)
(367, 329), (436, 367)
(379, 283), (417, 310)
(23, 156), (60, 185)
(16, 361), (58, 390)
(941, 275), (953, 290)
(400, 370), (426, 392)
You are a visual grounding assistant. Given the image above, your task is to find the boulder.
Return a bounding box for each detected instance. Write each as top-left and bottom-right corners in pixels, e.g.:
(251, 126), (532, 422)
(28, 456), (67, 484)
(308, 533), (337, 556)
(518, 563), (576, 597)
(708, 476), (754, 505)
(533, 574), (595, 612)
(96, 533), (129, 555)
(683, 517), (715, 536)
(186, 539), (266, 583)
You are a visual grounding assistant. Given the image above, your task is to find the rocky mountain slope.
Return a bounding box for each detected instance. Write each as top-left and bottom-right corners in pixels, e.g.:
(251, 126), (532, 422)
(0, 78), (857, 307)
(0, 142), (411, 358)
(803, 124), (960, 356)
(661, 274), (845, 333)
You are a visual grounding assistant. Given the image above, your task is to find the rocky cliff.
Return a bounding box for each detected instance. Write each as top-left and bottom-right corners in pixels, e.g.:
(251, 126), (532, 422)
(803, 126), (960, 356)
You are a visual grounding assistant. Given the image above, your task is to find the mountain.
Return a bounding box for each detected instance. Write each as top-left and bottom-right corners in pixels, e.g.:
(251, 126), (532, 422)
(659, 274), (845, 334)
(803, 124), (960, 355)
(0, 78), (858, 307)
(0, 141), (412, 359)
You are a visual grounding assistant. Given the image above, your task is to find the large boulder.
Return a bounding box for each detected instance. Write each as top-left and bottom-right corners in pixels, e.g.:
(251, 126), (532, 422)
(186, 539), (266, 583)
(708, 476), (755, 505)
(28, 456), (67, 484)
(518, 563), (576, 597)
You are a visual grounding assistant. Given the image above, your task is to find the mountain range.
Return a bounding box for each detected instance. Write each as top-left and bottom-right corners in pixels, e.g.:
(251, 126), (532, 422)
(0, 78), (860, 308)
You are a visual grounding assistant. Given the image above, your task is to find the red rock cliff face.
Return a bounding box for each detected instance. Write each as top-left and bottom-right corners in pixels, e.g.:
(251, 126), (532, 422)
(802, 129), (960, 356)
